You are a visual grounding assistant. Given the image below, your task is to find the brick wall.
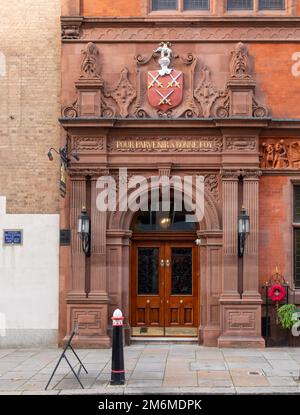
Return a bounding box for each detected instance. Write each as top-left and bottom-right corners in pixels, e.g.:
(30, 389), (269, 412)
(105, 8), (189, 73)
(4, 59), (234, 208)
(82, 0), (143, 17)
(0, 0), (61, 214)
(259, 175), (293, 286)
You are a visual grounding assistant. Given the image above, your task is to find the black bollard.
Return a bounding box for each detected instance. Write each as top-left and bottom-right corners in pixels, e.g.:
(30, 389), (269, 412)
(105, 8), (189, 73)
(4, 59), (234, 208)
(110, 308), (125, 385)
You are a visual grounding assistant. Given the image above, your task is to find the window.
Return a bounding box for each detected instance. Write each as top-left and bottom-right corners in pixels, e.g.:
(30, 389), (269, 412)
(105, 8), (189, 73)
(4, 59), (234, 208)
(152, 0), (178, 10)
(227, 0), (253, 9)
(293, 186), (300, 288)
(183, 0), (210, 9)
(258, 0), (285, 9)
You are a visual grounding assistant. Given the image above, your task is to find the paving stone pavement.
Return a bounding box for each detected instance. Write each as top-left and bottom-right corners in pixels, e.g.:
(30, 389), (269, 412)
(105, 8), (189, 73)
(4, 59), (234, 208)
(0, 345), (300, 394)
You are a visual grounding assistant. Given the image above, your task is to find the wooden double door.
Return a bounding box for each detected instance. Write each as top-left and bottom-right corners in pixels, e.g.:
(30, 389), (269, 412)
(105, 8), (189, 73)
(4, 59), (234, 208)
(130, 238), (199, 337)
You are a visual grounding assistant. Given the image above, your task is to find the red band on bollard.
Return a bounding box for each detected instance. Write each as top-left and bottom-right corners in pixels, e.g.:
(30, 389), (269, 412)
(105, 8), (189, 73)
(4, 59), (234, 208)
(111, 369), (126, 373)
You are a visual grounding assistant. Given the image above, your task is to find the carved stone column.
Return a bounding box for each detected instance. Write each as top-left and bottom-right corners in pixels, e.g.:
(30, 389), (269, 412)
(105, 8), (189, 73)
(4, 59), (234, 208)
(106, 230), (132, 345)
(218, 169), (265, 348)
(198, 231), (223, 347)
(220, 170), (240, 299)
(66, 173), (110, 348)
(243, 170), (262, 298)
(69, 178), (86, 298)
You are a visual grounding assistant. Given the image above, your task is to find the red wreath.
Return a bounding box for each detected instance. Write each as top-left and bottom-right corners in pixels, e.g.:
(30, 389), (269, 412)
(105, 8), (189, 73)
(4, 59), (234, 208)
(268, 284), (286, 302)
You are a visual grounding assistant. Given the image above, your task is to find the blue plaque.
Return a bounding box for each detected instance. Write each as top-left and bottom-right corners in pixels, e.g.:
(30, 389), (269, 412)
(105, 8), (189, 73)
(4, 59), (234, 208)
(4, 230), (23, 245)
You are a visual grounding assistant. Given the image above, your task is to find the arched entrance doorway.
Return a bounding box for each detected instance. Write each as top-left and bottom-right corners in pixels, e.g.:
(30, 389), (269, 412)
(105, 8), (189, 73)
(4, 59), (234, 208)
(130, 208), (199, 337)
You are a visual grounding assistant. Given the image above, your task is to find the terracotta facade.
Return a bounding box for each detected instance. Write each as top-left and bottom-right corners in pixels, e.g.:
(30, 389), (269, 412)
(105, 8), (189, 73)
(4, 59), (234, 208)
(59, 0), (300, 347)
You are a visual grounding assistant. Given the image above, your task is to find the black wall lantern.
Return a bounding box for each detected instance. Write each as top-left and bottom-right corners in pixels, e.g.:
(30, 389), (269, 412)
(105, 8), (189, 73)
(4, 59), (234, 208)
(238, 206), (250, 257)
(77, 206), (91, 257)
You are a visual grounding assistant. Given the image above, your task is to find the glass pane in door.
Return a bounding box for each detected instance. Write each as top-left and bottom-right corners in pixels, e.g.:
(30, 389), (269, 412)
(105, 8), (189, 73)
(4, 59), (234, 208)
(138, 248), (159, 295)
(171, 248), (192, 295)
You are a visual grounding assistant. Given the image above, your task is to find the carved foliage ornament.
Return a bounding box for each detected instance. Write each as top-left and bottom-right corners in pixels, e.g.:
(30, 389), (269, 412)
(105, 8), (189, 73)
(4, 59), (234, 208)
(81, 42), (101, 79)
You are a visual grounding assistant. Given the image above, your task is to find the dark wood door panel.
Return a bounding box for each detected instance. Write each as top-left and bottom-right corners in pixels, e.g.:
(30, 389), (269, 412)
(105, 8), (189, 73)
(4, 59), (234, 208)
(130, 238), (199, 335)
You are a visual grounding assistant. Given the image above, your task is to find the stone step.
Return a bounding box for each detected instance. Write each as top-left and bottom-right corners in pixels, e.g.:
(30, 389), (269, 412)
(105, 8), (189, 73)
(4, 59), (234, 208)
(130, 337), (198, 345)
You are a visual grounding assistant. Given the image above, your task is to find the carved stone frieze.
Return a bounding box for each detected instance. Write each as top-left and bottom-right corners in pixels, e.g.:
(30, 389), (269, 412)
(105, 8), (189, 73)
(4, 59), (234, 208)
(78, 26), (300, 43)
(107, 136), (223, 153)
(225, 136), (257, 152)
(260, 138), (300, 169)
(105, 68), (136, 118)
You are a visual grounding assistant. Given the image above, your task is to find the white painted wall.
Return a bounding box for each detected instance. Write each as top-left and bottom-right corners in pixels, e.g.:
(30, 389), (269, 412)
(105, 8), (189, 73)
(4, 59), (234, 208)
(0, 205), (59, 346)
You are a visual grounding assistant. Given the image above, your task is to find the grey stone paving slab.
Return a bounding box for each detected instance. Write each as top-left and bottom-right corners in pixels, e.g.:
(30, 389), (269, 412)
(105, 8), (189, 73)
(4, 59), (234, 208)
(18, 381), (49, 391)
(267, 376), (298, 386)
(0, 379), (27, 391)
(262, 352), (294, 360)
(263, 368), (300, 377)
(22, 390), (60, 395)
(131, 371), (164, 380)
(267, 359), (300, 369)
(190, 361), (227, 371)
(226, 362), (272, 371)
(235, 386), (300, 394)
(0, 371), (37, 380)
(127, 379), (163, 388)
(178, 387), (236, 394)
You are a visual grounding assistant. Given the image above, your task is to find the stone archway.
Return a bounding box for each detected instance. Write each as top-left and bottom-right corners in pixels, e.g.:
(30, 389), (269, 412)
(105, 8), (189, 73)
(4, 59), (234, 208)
(106, 179), (222, 344)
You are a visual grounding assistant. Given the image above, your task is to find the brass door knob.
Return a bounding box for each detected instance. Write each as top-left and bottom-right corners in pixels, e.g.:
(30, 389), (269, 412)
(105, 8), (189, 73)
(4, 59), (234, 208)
(146, 299), (150, 304)
(180, 300), (183, 304)
(165, 259), (170, 267)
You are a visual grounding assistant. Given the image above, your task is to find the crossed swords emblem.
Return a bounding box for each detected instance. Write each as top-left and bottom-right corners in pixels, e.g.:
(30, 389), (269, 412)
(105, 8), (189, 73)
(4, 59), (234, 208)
(148, 71), (181, 89)
(148, 71), (181, 106)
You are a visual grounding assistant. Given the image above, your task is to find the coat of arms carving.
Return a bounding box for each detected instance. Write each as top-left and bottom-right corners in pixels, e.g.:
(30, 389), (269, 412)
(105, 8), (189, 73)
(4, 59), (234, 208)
(147, 42), (183, 113)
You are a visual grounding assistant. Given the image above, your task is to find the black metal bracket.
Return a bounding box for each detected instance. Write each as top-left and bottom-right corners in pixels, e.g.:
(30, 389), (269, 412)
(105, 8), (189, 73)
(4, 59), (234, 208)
(44, 325), (88, 390)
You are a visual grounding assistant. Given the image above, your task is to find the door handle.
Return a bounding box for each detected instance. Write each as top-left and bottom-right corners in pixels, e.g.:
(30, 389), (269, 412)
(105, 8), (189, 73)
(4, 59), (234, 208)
(166, 300), (169, 304)
(160, 259), (165, 267)
(165, 259), (170, 267)
(180, 300), (183, 304)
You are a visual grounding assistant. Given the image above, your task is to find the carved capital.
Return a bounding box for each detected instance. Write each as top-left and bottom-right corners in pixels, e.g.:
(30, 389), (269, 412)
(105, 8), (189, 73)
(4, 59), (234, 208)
(68, 167), (109, 179)
(220, 169), (242, 180)
(242, 170), (262, 180)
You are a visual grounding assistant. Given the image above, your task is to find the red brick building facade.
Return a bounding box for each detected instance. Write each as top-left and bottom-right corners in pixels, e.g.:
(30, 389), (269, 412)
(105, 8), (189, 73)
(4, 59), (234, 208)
(59, 0), (300, 347)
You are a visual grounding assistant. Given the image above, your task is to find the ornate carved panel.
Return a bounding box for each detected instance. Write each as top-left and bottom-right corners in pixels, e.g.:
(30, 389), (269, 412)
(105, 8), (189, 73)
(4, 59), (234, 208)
(62, 41), (269, 120)
(69, 305), (108, 337)
(225, 136), (257, 152)
(228, 311), (255, 330)
(260, 138), (300, 169)
(71, 136), (105, 152)
(107, 136), (223, 153)
(105, 67), (136, 118)
(194, 66), (220, 118)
